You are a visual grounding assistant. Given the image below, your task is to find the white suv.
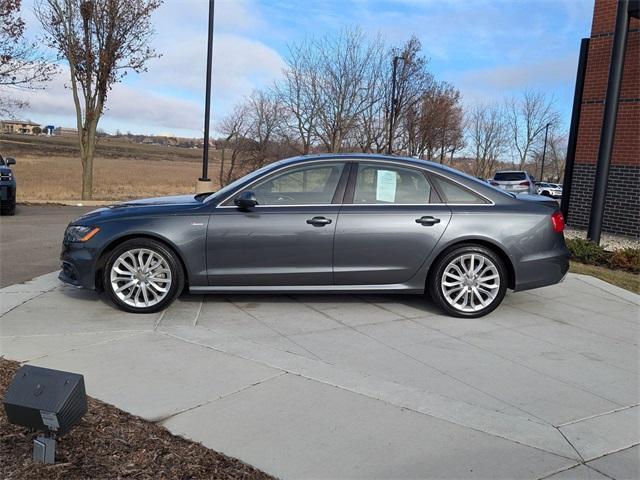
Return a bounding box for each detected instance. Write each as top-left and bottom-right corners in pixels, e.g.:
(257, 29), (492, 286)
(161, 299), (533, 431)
(491, 171), (536, 195)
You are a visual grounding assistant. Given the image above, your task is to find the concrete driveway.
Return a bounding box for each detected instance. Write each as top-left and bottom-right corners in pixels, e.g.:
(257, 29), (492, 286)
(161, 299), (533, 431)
(1, 272), (638, 479)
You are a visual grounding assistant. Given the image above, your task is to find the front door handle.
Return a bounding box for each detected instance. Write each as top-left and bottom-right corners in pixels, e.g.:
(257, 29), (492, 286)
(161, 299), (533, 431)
(415, 216), (441, 226)
(306, 216), (332, 227)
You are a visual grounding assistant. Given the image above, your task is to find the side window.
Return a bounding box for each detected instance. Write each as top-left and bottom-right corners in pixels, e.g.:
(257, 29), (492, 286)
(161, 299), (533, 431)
(431, 175), (488, 205)
(353, 164), (435, 204)
(242, 163), (345, 206)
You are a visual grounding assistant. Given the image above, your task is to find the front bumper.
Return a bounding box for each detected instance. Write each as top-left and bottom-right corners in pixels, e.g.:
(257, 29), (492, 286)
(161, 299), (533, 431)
(0, 183), (16, 202)
(59, 242), (98, 289)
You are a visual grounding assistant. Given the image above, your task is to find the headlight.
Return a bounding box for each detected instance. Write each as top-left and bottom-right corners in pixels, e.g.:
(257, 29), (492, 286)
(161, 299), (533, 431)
(65, 225), (100, 243)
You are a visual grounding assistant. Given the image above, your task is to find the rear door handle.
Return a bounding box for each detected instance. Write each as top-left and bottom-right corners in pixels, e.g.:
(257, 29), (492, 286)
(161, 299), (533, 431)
(415, 216), (441, 226)
(306, 216), (332, 227)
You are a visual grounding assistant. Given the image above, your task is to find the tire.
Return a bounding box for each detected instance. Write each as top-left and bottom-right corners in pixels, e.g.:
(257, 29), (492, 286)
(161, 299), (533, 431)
(541, 191), (552, 197)
(428, 244), (507, 318)
(0, 200), (16, 216)
(103, 238), (184, 314)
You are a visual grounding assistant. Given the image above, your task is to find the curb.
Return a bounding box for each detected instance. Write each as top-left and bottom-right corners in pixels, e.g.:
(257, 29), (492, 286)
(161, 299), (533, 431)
(18, 200), (115, 206)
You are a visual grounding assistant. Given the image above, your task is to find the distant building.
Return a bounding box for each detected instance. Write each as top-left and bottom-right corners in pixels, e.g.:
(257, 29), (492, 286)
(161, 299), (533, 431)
(54, 127), (78, 136)
(1, 120), (41, 135)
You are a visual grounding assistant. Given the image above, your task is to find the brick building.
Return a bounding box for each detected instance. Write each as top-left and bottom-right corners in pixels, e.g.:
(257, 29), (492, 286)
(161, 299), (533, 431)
(563, 0), (639, 239)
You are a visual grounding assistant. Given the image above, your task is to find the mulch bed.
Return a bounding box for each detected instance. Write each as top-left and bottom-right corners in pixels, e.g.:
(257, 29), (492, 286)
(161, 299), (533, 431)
(0, 358), (275, 479)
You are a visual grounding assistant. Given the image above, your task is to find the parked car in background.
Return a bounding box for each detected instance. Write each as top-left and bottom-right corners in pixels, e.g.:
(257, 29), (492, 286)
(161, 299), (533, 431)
(0, 154), (16, 215)
(490, 170), (536, 195)
(535, 182), (563, 199)
(60, 154), (569, 319)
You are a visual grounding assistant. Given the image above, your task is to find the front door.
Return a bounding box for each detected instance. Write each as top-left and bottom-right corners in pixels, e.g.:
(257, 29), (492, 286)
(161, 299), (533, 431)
(207, 161), (348, 286)
(333, 162), (451, 285)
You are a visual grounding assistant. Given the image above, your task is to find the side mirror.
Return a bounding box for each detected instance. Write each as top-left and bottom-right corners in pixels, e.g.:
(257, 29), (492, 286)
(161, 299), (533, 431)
(6, 157), (16, 165)
(234, 190), (258, 210)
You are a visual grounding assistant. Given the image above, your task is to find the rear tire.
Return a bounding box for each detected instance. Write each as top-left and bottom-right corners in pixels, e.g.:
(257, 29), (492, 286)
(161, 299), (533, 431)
(428, 244), (507, 318)
(103, 238), (184, 314)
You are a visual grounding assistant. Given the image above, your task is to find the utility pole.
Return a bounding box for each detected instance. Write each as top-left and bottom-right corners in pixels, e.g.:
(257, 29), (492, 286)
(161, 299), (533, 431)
(196, 0), (215, 193)
(539, 122), (550, 181)
(387, 55), (404, 155)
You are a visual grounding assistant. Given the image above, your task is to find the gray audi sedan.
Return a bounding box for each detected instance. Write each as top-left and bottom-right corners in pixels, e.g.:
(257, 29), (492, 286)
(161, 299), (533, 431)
(60, 154), (569, 318)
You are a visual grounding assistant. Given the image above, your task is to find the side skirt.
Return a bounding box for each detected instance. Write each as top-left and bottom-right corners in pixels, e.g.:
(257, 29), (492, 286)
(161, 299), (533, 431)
(189, 284), (424, 295)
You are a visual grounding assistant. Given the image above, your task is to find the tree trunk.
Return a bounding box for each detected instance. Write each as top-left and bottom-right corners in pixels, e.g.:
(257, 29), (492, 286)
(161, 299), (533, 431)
(80, 117), (98, 200)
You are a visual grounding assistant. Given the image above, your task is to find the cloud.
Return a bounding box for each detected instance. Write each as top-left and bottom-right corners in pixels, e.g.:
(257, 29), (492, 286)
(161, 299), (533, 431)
(458, 56), (579, 93)
(11, 70), (204, 134)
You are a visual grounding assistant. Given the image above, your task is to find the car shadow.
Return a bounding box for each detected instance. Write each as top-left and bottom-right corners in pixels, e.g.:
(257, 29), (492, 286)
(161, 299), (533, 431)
(59, 284), (442, 316)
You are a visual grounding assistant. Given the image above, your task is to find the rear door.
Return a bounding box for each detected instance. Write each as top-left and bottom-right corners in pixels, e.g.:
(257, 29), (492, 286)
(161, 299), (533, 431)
(333, 161), (451, 285)
(207, 161), (349, 286)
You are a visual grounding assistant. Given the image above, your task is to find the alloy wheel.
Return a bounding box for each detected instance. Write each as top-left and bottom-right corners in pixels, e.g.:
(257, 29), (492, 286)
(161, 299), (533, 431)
(110, 248), (172, 308)
(441, 253), (500, 313)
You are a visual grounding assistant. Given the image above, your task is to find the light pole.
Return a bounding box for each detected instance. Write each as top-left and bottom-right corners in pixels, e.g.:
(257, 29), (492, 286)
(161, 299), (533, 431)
(196, 0), (215, 193)
(387, 55), (405, 155)
(539, 122), (551, 181)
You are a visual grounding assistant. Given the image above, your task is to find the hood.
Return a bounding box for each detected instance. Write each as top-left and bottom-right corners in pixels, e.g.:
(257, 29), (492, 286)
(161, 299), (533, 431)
(0, 166), (12, 174)
(73, 194), (206, 223)
(112, 194), (203, 207)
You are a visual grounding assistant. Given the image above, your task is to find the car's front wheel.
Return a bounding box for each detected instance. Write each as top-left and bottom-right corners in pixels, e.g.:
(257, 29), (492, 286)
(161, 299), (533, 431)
(103, 238), (184, 313)
(428, 245), (507, 318)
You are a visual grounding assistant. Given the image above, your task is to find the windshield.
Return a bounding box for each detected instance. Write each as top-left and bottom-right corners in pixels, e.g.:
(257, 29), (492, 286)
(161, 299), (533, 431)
(494, 172), (526, 181)
(0, 155), (4, 166)
(203, 161), (284, 203)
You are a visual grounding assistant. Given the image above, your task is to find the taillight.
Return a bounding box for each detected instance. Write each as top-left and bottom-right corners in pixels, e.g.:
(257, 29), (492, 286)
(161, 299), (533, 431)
(519, 181), (530, 186)
(551, 211), (564, 233)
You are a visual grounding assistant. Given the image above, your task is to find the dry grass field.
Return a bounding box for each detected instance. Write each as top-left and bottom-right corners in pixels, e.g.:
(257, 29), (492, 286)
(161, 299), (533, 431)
(1, 134), (224, 201)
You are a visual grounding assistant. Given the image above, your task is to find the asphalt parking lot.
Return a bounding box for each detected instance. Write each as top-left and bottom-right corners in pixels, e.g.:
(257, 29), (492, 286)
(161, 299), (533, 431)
(0, 205), (93, 287)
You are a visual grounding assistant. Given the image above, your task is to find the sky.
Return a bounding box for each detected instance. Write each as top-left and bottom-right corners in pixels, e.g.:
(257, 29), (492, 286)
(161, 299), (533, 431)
(13, 0), (594, 138)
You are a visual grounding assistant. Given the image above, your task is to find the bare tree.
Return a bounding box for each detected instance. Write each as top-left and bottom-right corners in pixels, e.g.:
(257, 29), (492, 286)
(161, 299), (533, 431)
(532, 129), (566, 182)
(387, 36), (432, 154)
(35, 0), (161, 199)
(217, 104), (251, 187)
(0, 0), (55, 115)
(245, 90), (286, 169)
(505, 89), (560, 169)
(467, 103), (506, 179)
(312, 28), (385, 152)
(275, 40), (321, 155)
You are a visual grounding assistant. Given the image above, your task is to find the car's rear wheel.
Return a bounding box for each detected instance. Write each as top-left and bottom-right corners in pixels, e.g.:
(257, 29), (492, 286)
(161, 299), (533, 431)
(103, 238), (184, 313)
(428, 244), (507, 318)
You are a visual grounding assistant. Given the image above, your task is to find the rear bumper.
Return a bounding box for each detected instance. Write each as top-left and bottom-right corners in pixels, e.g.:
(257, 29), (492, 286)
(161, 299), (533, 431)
(514, 247), (570, 292)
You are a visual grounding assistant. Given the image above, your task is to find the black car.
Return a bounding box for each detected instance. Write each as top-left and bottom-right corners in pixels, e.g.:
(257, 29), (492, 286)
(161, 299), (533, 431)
(0, 154), (17, 216)
(60, 154), (569, 318)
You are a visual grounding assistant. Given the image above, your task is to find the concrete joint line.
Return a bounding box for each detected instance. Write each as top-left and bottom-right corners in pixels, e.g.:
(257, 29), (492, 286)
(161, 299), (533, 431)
(153, 371), (287, 424)
(193, 297), (204, 327)
(153, 308), (167, 330)
(582, 441), (640, 464)
(0, 289), (52, 318)
(555, 403), (640, 428)
(24, 331), (148, 363)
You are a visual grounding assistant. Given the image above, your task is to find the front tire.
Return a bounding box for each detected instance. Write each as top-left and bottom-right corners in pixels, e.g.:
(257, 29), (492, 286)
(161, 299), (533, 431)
(103, 238), (184, 313)
(1, 198), (16, 216)
(428, 244), (507, 318)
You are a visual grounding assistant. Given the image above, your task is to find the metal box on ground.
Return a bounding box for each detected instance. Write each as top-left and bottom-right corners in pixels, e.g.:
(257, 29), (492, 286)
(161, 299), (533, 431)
(3, 365), (87, 436)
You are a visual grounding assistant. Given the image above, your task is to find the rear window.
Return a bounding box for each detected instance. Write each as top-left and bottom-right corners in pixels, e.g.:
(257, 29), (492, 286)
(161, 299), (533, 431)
(494, 172), (526, 181)
(431, 176), (488, 205)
